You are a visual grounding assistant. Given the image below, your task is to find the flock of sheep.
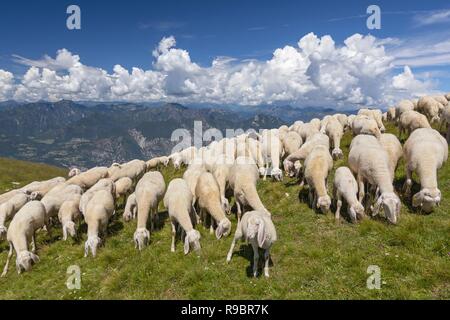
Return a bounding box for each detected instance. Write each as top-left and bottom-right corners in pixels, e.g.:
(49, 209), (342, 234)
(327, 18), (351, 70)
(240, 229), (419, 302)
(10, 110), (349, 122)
(0, 94), (449, 278)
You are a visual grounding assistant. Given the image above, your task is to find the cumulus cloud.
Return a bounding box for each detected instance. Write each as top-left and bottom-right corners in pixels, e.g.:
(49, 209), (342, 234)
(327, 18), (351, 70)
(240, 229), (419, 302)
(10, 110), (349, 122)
(0, 33), (434, 106)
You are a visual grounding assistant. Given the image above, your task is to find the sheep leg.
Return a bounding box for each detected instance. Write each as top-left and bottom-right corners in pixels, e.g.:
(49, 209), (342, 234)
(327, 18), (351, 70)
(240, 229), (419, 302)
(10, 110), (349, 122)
(171, 222), (176, 253)
(335, 192), (342, 222)
(357, 174), (365, 203)
(236, 201), (242, 223)
(1, 242), (13, 277)
(403, 168), (413, 197)
(31, 232), (36, 253)
(252, 242), (259, 277)
(209, 219), (215, 235)
(226, 237), (237, 262)
(264, 249), (270, 278)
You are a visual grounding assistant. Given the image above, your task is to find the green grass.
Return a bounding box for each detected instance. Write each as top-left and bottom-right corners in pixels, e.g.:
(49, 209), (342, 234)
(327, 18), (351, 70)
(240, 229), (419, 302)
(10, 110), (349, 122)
(0, 124), (449, 299)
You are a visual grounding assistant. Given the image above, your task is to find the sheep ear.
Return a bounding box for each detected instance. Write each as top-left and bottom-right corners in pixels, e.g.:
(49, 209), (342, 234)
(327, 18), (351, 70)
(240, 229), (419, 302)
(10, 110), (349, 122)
(373, 196), (383, 216)
(184, 236), (190, 255)
(257, 221), (265, 247)
(215, 224), (223, 240)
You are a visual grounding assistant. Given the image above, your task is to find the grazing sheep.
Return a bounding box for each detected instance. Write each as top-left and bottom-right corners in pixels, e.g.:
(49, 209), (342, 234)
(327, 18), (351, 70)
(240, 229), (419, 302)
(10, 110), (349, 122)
(358, 108), (385, 132)
(123, 193), (137, 222)
(1, 201), (48, 276)
(352, 114), (381, 139)
(58, 195), (82, 241)
(114, 177), (133, 199)
(20, 177), (66, 196)
(183, 164), (207, 209)
(417, 96), (442, 124)
(195, 172), (231, 239)
(229, 156), (270, 221)
(382, 112), (388, 123)
(348, 135), (401, 224)
(169, 146), (197, 169)
(379, 133), (403, 180)
(84, 189), (115, 257)
(66, 166), (109, 191)
(323, 117), (344, 159)
(395, 100), (415, 121)
(387, 107), (396, 122)
(398, 110), (431, 137)
(0, 191), (40, 240)
(304, 145), (333, 213)
(433, 95), (448, 106)
(347, 114), (356, 128)
(334, 114), (349, 130)
(333, 167), (365, 223)
(260, 129), (283, 181)
(226, 210), (277, 278)
(403, 128), (448, 213)
(283, 133), (329, 177)
(41, 184), (83, 219)
(212, 155), (234, 214)
(281, 131), (303, 157)
(134, 171), (166, 250)
(79, 178), (115, 216)
(440, 105), (450, 142)
(146, 156), (169, 171)
(108, 160), (147, 183)
(164, 179), (201, 254)
(295, 122), (320, 141)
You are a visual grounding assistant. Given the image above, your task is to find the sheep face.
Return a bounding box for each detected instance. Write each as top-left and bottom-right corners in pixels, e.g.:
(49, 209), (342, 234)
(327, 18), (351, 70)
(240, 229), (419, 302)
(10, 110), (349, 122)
(16, 251), (39, 273)
(258, 167), (267, 176)
(215, 218), (231, 239)
(133, 228), (150, 250)
(0, 226), (7, 240)
(68, 168), (81, 177)
(317, 195), (331, 213)
(374, 192), (400, 224)
(184, 230), (201, 254)
(271, 168), (283, 181)
(246, 216), (268, 247)
(62, 221), (77, 241)
(348, 203), (365, 223)
(412, 188), (441, 213)
(84, 236), (102, 257)
(331, 148), (343, 160)
(283, 159), (295, 177)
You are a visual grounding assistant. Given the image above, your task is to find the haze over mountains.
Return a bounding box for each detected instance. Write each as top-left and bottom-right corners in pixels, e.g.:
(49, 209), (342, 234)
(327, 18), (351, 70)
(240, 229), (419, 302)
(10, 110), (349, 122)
(0, 100), (353, 168)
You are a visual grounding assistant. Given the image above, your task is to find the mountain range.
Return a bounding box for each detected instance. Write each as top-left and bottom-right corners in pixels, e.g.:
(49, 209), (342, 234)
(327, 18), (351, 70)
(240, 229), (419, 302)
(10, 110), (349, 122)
(0, 100), (354, 168)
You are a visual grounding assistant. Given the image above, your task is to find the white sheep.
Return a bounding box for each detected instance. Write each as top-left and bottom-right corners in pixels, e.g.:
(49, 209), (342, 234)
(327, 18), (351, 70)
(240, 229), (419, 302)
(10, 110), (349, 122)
(195, 171), (231, 239)
(281, 131), (303, 157)
(1, 201), (49, 276)
(41, 183), (83, 219)
(226, 210), (277, 278)
(108, 159), (147, 183)
(417, 96), (442, 124)
(395, 100), (415, 121)
(212, 154), (234, 214)
(433, 95), (448, 106)
(146, 156), (169, 171)
(260, 129), (283, 180)
(348, 135), (401, 224)
(379, 133), (403, 180)
(347, 114), (356, 128)
(84, 189), (115, 257)
(358, 108), (385, 132)
(333, 167), (365, 223)
(164, 178), (201, 254)
(123, 193), (137, 222)
(134, 171), (166, 250)
(439, 105), (450, 142)
(351, 114), (381, 139)
(323, 117), (344, 159)
(183, 164), (207, 211)
(114, 177), (133, 199)
(20, 177), (66, 196)
(169, 146), (197, 168)
(79, 178), (115, 216)
(58, 195), (82, 241)
(403, 128), (448, 213)
(304, 145), (333, 213)
(295, 122), (320, 141)
(398, 110), (431, 137)
(0, 191), (40, 240)
(66, 166), (109, 190)
(229, 156), (270, 221)
(283, 133), (329, 178)
(387, 107), (396, 122)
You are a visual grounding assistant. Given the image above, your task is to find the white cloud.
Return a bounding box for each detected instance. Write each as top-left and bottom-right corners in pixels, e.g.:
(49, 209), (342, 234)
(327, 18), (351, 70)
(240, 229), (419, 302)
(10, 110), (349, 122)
(1, 33), (435, 106)
(415, 9), (450, 26)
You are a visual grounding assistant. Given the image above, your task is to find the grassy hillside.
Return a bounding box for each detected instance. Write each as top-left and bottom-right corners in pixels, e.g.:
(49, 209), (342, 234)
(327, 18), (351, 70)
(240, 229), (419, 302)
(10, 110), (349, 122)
(0, 124), (448, 299)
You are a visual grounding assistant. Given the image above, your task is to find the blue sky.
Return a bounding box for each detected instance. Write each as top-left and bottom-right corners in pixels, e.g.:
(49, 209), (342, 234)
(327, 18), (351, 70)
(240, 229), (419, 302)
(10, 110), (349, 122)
(0, 0), (449, 106)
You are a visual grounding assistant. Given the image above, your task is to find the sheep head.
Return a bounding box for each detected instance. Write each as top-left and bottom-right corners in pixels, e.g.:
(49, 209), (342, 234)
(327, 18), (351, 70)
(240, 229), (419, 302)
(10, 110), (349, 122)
(84, 235), (102, 257)
(16, 251), (39, 273)
(133, 228), (150, 250)
(246, 215), (268, 247)
(373, 192), (401, 224)
(331, 148), (343, 160)
(68, 168), (81, 177)
(348, 202), (365, 223)
(221, 197), (231, 215)
(62, 221), (77, 241)
(283, 159), (295, 177)
(259, 166), (267, 176)
(412, 188), (441, 213)
(184, 230), (201, 254)
(215, 218), (231, 239)
(316, 195), (331, 213)
(271, 168), (283, 181)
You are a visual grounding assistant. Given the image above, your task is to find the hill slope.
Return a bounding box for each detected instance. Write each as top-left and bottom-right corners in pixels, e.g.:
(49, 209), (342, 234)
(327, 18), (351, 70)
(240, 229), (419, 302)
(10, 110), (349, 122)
(0, 124), (448, 299)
